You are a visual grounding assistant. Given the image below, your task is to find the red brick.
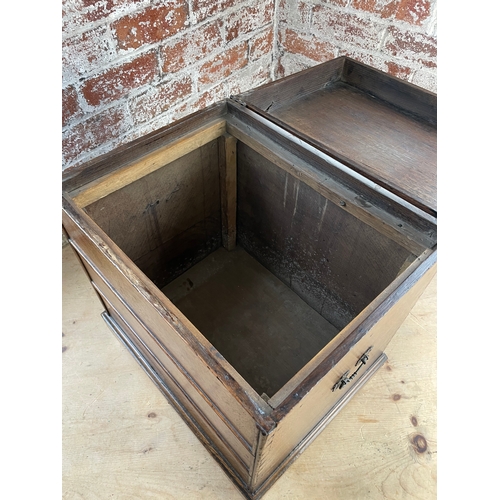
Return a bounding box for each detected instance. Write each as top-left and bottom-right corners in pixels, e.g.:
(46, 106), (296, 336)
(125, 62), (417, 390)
(276, 60), (286, 80)
(351, 0), (378, 12)
(386, 61), (412, 80)
(226, 1), (274, 43)
(249, 27), (274, 61)
(385, 26), (437, 63)
(63, 123), (91, 166)
(419, 58), (436, 69)
(91, 106), (129, 144)
(351, 0), (430, 24)
(351, 0), (398, 18)
(276, 53), (310, 79)
(161, 21), (223, 74)
(280, 29), (336, 63)
(279, 1), (311, 27)
(129, 76), (193, 124)
(379, 0), (400, 18)
(82, 52), (157, 107)
(62, 26), (113, 82)
(312, 5), (383, 51)
(84, 0), (141, 22)
(62, 86), (82, 126)
(62, 106), (128, 164)
(84, 1), (124, 24)
(192, 0), (237, 23)
(195, 82), (226, 110)
(112, 2), (188, 50)
(395, 0), (431, 25)
(199, 43), (248, 85)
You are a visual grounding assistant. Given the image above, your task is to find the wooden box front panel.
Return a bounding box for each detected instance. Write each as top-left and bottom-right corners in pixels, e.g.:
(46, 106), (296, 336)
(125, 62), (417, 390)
(80, 249), (255, 480)
(62, 195), (274, 492)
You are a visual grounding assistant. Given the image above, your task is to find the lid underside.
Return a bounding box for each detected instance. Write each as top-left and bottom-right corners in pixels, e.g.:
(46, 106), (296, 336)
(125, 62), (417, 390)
(234, 57), (437, 217)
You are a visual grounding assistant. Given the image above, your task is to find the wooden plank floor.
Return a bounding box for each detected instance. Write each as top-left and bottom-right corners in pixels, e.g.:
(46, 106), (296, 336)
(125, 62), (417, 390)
(62, 243), (437, 499)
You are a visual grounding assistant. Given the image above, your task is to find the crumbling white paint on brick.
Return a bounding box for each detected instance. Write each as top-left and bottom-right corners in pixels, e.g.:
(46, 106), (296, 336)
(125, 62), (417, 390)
(62, 0), (277, 171)
(62, 0), (438, 171)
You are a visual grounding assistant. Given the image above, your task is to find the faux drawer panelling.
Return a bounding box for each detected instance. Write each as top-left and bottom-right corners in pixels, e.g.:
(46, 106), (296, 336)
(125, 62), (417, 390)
(74, 241), (255, 473)
(100, 293), (252, 482)
(62, 212), (258, 450)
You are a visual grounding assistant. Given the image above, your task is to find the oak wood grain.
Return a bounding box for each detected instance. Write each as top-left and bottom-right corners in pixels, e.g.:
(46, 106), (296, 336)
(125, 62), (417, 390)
(269, 84), (436, 215)
(237, 56), (437, 216)
(219, 134), (238, 251)
(236, 142), (414, 325)
(226, 105), (436, 255)
(162, 246), (340, 398)
(79, 247), (256, 465)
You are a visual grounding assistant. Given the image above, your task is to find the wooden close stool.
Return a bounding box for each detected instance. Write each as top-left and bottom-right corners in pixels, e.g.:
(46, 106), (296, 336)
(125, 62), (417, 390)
(62, 57), (437, 500)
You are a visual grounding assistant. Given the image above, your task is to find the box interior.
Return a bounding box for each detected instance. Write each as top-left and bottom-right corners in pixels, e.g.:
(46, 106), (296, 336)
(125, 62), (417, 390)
(84, 139), (422, 398)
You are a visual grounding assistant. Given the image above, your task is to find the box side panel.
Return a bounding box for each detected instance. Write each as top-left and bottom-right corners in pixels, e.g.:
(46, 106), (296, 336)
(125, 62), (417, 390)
(251, 256), (436, 492)
(237, 143), (413, 330)
(97, 308), (255, 499)
(84, 140), (221, 289)
(80, 251), (254, 473)
(62, 203), (262, 460)
(105, 299), (252, 484)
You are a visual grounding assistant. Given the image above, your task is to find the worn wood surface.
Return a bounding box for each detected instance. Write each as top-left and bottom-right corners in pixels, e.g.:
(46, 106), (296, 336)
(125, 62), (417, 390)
(236, 57), (345, 113)
(85, 258), (256, 475)
(226, 104), (437, 256)
(237, 56), (437, 216)
(253, 257), (437, 490)
(341, 57), (436, 126)
(219, 134), (238, 251)
(63, 194), (274, 436)
(268, 83), (437, 215)
(63, 240), (437, 500)
(237, 57), (435, 127)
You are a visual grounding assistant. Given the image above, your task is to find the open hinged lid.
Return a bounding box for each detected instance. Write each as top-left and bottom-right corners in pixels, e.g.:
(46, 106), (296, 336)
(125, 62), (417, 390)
(232, 57), (437, 217)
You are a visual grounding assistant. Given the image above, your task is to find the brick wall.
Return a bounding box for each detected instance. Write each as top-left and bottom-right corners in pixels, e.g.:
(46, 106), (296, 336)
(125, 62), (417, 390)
(62, 0), (437, 171)
(62, 0), (276, 171)
(277, 0), (437, 92)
